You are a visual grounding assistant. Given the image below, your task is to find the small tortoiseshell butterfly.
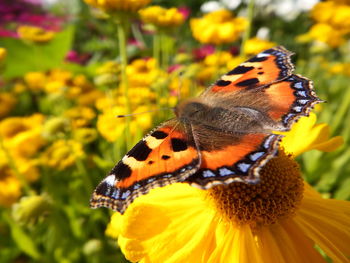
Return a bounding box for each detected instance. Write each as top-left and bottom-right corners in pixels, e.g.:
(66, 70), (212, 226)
(90, 46), (322, 214)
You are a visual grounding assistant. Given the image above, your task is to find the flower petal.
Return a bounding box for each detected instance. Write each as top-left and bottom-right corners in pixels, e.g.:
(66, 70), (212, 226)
(295, 187), (350, 262)
(116, 184), (218, 263)
(279, 113), (343, 156)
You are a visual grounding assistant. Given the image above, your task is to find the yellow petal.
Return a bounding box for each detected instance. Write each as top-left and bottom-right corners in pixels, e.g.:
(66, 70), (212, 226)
(296, 188), (350, 262)
(121, 203), (170, 240)
(278, 113), (343, 156)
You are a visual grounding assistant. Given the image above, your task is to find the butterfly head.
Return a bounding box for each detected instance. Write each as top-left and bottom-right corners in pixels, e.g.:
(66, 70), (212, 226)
(174, 98), (209, 123)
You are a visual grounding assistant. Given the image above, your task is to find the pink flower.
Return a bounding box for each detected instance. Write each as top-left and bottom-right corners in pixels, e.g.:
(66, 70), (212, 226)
(178, 6), (190, 20)
(192, 45), (215, 60)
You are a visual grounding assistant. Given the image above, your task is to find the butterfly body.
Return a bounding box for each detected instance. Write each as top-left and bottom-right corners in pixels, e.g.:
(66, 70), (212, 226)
(90, 46), (322, 214)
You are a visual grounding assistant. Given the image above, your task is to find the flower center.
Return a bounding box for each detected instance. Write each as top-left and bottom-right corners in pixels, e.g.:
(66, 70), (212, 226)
(207, 151), (304, 226)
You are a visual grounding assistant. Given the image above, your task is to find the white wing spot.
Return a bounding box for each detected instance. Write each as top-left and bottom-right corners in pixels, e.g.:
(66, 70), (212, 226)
(104, 175), (116, 187)
(297, 91), (307, 97)
(293, 106), (302, 112)
(294, 82), (303, 89)
(237, 163), (251, 173)
(219, 168), (234, 176)
(249, 152), (265, 162)
(298, 99), (308, 104)
(256, 53), (270, 58)
(203, 170), (216, 178)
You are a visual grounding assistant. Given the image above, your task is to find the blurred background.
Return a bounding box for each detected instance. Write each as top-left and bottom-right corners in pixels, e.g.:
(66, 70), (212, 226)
(0, 0), (349, 262)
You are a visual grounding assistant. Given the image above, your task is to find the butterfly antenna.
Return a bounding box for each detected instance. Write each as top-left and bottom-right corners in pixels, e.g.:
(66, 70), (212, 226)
(116, 107), (174, 118)
(177, 71), (184, 102)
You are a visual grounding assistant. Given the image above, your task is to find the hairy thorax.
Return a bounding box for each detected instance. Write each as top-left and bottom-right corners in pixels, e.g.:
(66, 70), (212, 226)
(174, 98), (276, 134)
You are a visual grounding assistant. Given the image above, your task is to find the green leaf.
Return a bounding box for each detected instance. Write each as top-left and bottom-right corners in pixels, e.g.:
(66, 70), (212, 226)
(4, 213), (41, 260)
(0, 26), (75, 79)
(334, 177), (350, 200)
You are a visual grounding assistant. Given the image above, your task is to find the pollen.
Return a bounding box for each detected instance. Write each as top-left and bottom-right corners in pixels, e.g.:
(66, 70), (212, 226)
(207, 151), (304, 227)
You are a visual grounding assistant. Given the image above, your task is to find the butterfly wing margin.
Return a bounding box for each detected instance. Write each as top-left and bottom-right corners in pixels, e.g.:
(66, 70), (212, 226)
(264, 74), (323, 131)
(90, 119), (200, 214)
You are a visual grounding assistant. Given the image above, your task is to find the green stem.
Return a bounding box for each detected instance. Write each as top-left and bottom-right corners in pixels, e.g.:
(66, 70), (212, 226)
(0, 136), (35, 196)
(153, 33), (161, 68)
(240, 0), (255, 56)
(131, 23), (146, 48)
(116, 19), (132, 149)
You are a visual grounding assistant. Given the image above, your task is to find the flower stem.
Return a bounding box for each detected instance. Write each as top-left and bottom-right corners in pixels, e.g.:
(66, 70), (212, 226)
(153, 33), (161, 68)
(240, 0), (255, 56)
(116, 19), (132, 149)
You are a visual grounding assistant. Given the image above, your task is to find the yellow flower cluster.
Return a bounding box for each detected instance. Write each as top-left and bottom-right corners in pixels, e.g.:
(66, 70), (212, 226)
(17, 25), (55, 43)
(327, 62), (350, 76)
(139, 6), (185, 28)
(84, 0), (151, 12)
(0, 114), (46, 206)
(41, 139), (84, 170)
(96, 58), (160, 142)
(298, 1), (350, 47)
(190, 9), (248, 45)
(22, 70), (103, 106)
(196, 51), (244, 82)
(0, 92), (16, 119)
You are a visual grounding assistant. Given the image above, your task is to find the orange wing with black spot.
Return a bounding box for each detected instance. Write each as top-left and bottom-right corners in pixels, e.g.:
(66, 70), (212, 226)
(90, 119), (200, 214)
(185, 127), (283, 189)
(205, 46), (294, 94)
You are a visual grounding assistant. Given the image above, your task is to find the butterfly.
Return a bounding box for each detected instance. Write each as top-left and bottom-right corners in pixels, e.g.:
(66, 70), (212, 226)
(90, 46), (322, 214)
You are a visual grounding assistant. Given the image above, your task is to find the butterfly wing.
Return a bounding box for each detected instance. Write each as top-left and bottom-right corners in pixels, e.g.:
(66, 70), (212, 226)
(90, 119), (200, 214)
(186, 125), (282, 188)
(201, 46), (322, 132)
(203, 46), (294, 95)
(185, 46), (323, 188)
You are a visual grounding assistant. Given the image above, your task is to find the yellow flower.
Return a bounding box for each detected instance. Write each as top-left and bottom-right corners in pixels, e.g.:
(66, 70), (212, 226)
(297, 23), (345, 48)
(64, 106), (96, 128)
(196, 51), (243, 82)
(84, 0), (151, 12)
(42, 117), (70, 140)
(0, 149), (39, 206)
(126, 58), (160, 87)
(0, 93), (16, 119)
(97, 105), (152, 142)
(73, 128), (98, 144)
(106, 115), (349, 262)
(49, 69), (72, 83)
(41, 139), (84, 170)
(0, 164), (21, 207)
(97, 106), (126, 142)
(301, 1), (350, 48)
(311, 1), (350, 33)
(139, 6), (185, 28)
(190, 9), (248, 45)
(94, 61), (120, 86)
(243, 37), (276, 55)
(44, 80), (66, 94)
(17, 25), (55, 43)
(0, 114), (46, 158)
(77, 89), (104, 106)
(24, 72), (47, 92)
(0, 47), (7, 63)
(327, 62), (350, 76)
(278, 113), (344, 156)
(12, 194), (52, 225)
(311, 1), (335, 24)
